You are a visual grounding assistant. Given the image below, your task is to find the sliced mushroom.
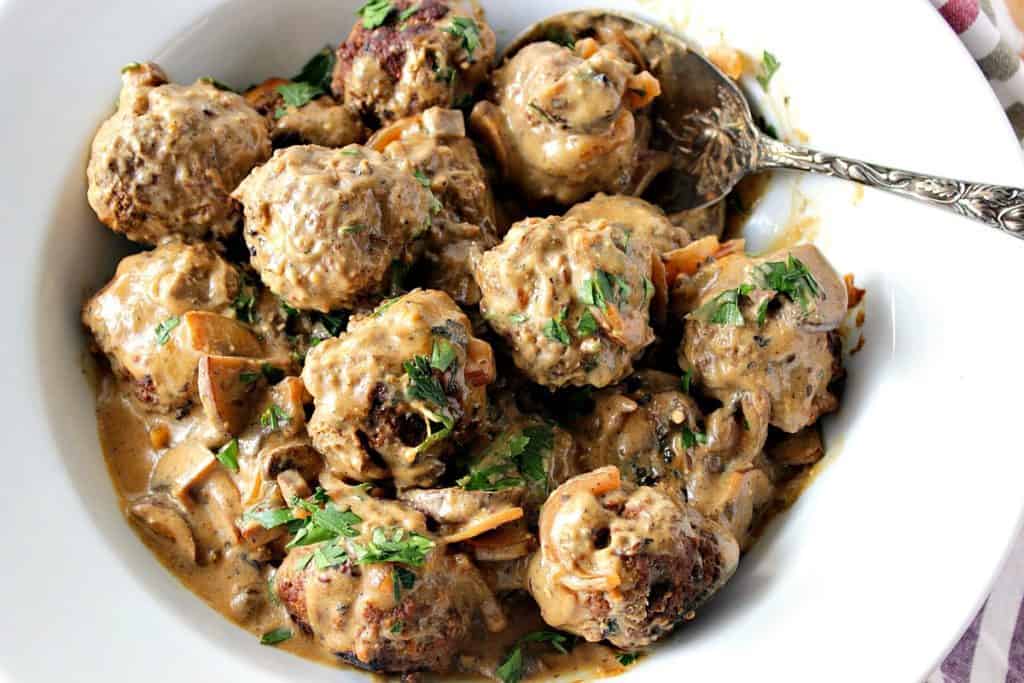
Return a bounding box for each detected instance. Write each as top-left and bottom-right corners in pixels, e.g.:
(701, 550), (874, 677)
(182, 311), (263, 357)
(421, 107), (465, 138)
(260, 440), (322, 481)
(198, 356), (290, 435)
(466, 521), (537, 562)
(129, 498), (197, 563)
(400, 487), (523, 525)
(276, 469), (311, 503)
(768, 427), (825, 467)
(478, 556), (531, 593)
(150, 441), (217, 508)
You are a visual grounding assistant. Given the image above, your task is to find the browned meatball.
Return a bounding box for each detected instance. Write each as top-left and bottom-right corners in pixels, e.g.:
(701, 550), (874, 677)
(676, 244), (847, 433)
(565, 193), (690, 256)
(244, 77), (366, 148)
(82, 242), (244, 411)
(368, 106), (499, 304)
(471, 39), (669, 204)
(527, 467), (739, 649)
(87, 62), (270, 245)
(274, 487), (504, 673)
(570, 370), (778, 549)
(232, 144), (434, 312)
(301, 289), (495, 489)
(333, 0), (496, 125)
(475, 215), (657, 389)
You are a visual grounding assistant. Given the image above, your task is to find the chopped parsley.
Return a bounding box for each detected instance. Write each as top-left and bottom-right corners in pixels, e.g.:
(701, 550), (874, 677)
(341, 224), (366, 235)
(292, 47), (336, 92)
(444, 16), (481, 58)
(542, 308), (571, 345)
(311, 540), (349, 570)
(373, 296), (401, 317)
(642, 277), (655, 304)
(545, 28), (576, 49)
(757, 50), (781, 90)
(497, 631), (573, 683)
(399, 3), (420, 22)
(232, 279), (258, 323)
(259, 404), (290, 431)
(528, 102), (555, 123)
(215, 439), (239, 472)
(198, 76), (235, 92)
(459, 461), (524, 491)
(756, 254), (820, 311)
(692, 284), (753, 326)
(430, 337), (457, 372)
(459, 424), (553, 491)
(357, 0), (394, 29)
(756, 298), (770, 326)
(680, 369), (693, 395)
(517, 424), (554, 482)
(616, 652), (640, 666)
(404, 355), (448, 407)
(576, 308), (598, 337)
(279, 298), (299, 318)
(316, 311), (348, 336)
(341, 147), (362, 157)
(260, 362), (285, 384)
(244, 507), (295, 529)
(260, 628), (292, 645)
(581, 270), (630, 310)
(276, 81), (323, 110)
(262, 491), (362, 550)
(681, 425), (708, 449)
(352, 527), (435, 566)
(393, 565), (416, 601)
(413, 169), (432, 187)
(508, 312), (527, 324)
(390, 619), (405, 634)
(154, 316), (180, 346)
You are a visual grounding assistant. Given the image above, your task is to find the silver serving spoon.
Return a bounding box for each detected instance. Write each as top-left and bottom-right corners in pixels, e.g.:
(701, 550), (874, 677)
(505, 10), (1024, 237)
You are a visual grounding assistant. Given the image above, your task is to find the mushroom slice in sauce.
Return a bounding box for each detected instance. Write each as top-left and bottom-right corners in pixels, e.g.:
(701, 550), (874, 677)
(197, 356), (293, 435)
(150, 441), (218, 508)
(129, 497), (197, 563)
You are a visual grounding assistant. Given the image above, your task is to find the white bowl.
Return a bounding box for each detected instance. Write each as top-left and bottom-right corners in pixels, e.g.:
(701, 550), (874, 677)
(1, 0), (1022, 681)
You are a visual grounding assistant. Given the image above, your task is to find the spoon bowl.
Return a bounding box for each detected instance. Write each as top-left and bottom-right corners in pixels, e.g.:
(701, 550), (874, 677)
(504, 10), (1024, 236)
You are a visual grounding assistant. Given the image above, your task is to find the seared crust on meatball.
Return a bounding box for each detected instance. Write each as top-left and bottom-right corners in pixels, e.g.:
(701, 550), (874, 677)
(244, 77), (365, 147)
(87, 62), (271, 245)
(82, 242), (241, 410)
(368, 107), (498, 304)
(676, 244), (847, 433)
(232, 144), (434, 312)
(470, 40), (669, 204)
(474, 215), (657, 389)
(301, 289), (495, 489)
(527, 467), (739, 648)
(333, 0), (496, 125)
(274, 489), (504, 672)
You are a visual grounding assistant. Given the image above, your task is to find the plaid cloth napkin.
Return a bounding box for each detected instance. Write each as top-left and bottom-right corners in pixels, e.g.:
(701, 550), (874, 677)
(929, 5), (1024, 681)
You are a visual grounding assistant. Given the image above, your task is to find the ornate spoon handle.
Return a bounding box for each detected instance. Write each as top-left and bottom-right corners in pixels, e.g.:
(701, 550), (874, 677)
(754, 135), (1024, 237)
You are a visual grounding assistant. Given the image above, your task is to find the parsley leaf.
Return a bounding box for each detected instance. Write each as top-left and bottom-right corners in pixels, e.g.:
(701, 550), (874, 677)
(292, 47), (336, 92)
(352, 527), (435, 566)
(616, 652), (639, 666)
(232, 279), (258, 324)
(757, 50), (781, 90)
(311, 540), (349, 570)
(357, 0), (394, 28)
(582, 270), (630, 309)
(279, 298), (299, 318)
(542, 308), (571, 345)
(508, 313), (527, 324)
(154, 316), (180, 346)
(390, 619), (404, 634)
(576, 308), (598, 337)
(517, 425), (554, 482)
(692, 284), (753, 326)
(545, 28), (576, 49)
(445, 16), (481, 58)
(215, 439), (239, 472)
(459, 461), (524, 491)
(413, 169), (432, 187)
(276, 81), (324, 109)
(286, 495), (362, 549)
(259, 404), (290, 431)
(680, 369), (693, 395)
(316, 311), (348, 336)
(393, 565), (416, 601)
(756, 254), (820, 311)
(244, 507), (294, 529)
(681, 425), (708, 449)
(430, 337), (457, 372)
(260, 628), (292, 645)
(399, 3), (420, 22)
(404, 355), (447, 407)
(497, 631), (574, 683)
(496, 646), (524, 683)
(642, 277), (655, 304)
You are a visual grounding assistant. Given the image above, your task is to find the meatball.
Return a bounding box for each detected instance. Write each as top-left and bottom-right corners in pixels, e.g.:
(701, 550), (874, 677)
(82, 242), (242, 410)
(471, 39), (669, 204)
(275, 489), (504, 672)
(565, 193), (691, 256)
(87, 62), (271, 245)
(677, 244), (847, 433)
(244, 77), (365, 147)
(571, 371), (777, 549)
(368, 107), (498, 304)
(527, 467), (739, 649)
(333, 0), (496, 125)
(232, 144), (434, 312)
(475, 215), (657, 389)
(301, 289), (495, 489)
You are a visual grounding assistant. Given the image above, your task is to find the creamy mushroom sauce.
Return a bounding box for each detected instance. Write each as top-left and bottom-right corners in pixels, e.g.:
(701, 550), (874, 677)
(85, 2), (853, 681)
